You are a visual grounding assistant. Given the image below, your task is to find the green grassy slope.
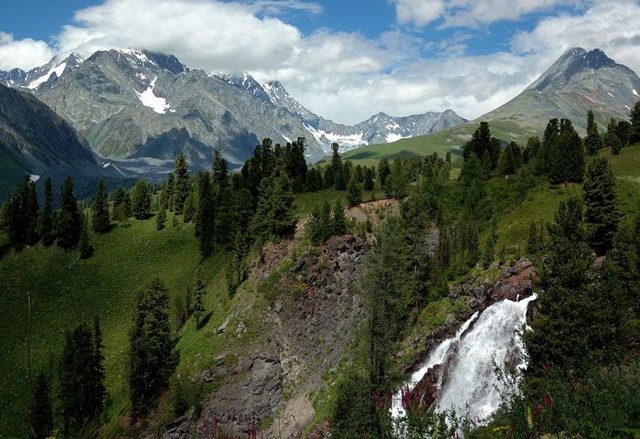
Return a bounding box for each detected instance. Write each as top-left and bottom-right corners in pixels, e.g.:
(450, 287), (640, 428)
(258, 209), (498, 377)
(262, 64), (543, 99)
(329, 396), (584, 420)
(0, 215), (228, 437)
(341, 119), (536, 167)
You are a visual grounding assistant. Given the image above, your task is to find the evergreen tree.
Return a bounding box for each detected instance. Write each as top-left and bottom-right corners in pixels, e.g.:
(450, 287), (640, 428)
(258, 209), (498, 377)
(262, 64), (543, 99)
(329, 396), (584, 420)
(377, 158), (391, 189)
(129, 278), (178, 416)
(346, 176), (363, 207)
(130, 180), (151, 220)
(250, 164), (296, 240)
(191, 274), (206, 328)
(29, 372), (53, 439)
(92, 179), (110, 233)
(156, 206), (167, 231)
(481, 221), (498, 268)
(79, 214), (93, 259)
(584, 110), (603, 155)
(385, 160), (407, 199)
(166, 173), (175, 211)
(323, 165), (335, 189)
(332, 200), (347, 236)
(524, 136), (541, 164)
(39, 178), (55, 246)
(6, 177), (38, 250)
(535, 118), (559, 175)
(629, 101), (640, 144)
(111, 187), (131, 220)
(583, 157), (619, 255)
(173, 153), (190, 214)
(549, 119), (584, 184)
(363, 167), (375, 191)
(196, 173), (215, 258)
(615, 120), (631, 146)
(60, 323), (105, 432)
(26, 180), (39, 246)
(57, 177), (82, 249)
(211, 148), (228, 189)
(183, 191), (196, 223)
(527, 221), (540, 255)
(604, 131), (622, 155)
(463, 121), (500, 168)
(331, 143), (346, 190)
(459, 153), (486, 215)
(92, 316), (106, 418)
(305, 168), (322, 192)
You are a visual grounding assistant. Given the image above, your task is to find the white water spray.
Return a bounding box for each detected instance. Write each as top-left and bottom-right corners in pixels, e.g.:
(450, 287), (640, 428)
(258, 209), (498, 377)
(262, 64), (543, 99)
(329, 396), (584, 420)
(391, 295), (537, 424)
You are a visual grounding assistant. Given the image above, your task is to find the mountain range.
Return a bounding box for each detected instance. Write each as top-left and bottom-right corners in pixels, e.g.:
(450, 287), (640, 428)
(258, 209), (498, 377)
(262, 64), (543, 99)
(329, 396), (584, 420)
(1, 46), (639, 197)
(346, 47), (640, 162)
(0, 50), (464, 174)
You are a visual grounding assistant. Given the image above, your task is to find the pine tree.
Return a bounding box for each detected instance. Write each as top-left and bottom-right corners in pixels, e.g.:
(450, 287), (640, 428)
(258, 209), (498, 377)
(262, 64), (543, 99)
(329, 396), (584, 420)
(527, 222), (540, 254)
(166, 173), (175, 211)
(26, 180), (39, 246)
(481, 221), (498, 268)
(585, 110), (603, 155)
(191, 274), (206, 328)
(346, 176), (363, 207)
(535, 118), (559, 175)
(331, 143), (346, 190)
(363, 167), (375, 191)
(39, 178), (55, 246)
(583, 157), (619, 255)
(464, 121), (500, 168)
(211, 148), (228, 189)
(377, 158), (391, 189)
(57, 177), (82, 249)
(549, 119), (585, 184)
(173, 153), (190, 214)
(196, 173), (215, 258)
(111, 187), (131, 220)
(92, 179), (110, 233)
(156, 206), (167, 230)
(60, 323), (104, 432)
(250, 164), (296, 240)
(604, 131), (622, 155)
(332, 200), (347, 236)
(129, 278), (178, 416)
(182, 190), (196, 223)
(91, 317), (106, 420)
(384, 160), (407, 199)
(29, 372), (53, 439)
(79, 214), (93, 259)
(6, 177), (35, 250)
(131, 180), (151, 220)
(629, 101), (640, 144)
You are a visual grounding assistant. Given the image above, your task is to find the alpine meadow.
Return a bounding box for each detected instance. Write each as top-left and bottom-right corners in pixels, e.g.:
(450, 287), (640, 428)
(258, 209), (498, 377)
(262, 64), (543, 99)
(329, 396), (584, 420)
(1, 1), (640, 438)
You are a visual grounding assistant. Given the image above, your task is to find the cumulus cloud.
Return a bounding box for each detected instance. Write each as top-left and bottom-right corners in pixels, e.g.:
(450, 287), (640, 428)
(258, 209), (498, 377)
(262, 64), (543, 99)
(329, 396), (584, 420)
(0, 0), (639, 124)
(512, 0), (640, 73)
(0, 32), (55, 70)
(391, 0), (580, 28)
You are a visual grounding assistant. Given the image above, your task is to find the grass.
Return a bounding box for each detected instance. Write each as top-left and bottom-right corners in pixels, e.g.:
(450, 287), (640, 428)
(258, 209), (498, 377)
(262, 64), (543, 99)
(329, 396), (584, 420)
(606, 143), (640, 181)
(0, 213), (229, 438)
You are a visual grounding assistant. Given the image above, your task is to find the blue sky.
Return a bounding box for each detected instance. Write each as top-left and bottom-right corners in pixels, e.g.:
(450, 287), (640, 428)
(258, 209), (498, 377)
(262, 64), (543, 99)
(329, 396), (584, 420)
(1, 0), (639, 123)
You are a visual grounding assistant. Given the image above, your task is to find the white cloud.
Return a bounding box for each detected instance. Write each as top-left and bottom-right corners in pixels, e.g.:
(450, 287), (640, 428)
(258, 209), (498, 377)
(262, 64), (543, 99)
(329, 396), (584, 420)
(0, 32), (55, 70)
(512, 0), (640, 73)
(391, 0), (580, 28)
(1, 0), (639, 126)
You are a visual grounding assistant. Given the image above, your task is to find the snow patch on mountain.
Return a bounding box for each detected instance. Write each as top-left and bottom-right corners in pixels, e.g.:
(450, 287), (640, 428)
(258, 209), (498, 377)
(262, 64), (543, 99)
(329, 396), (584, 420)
(386, 133), (409, 143)
(135, 77), (172, 114)
(27, 62), (67, 89)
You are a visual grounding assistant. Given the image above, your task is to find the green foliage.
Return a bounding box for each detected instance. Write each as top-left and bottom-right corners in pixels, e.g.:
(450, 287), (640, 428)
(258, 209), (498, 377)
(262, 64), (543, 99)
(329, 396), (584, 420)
(79, 213), (94, 259)
(6, 176), (39, 250)
(183, 190), (196, 223)
(332, 201), (347, 236)
(347, 176), (363, 207)
(463, 121), (500, 169)
(585, 110), (603, 155)
(111, 186), (132, 221)
(173, 153), (190, 214)
(583, 157), (619, 254)
(481, 221), (498, 268)
(92, 179), (111, 233)
(57, 177), (81, 250)
(130, 180), (151, 220)
(29, 372), (53, 439)
(250, 164), (296, 241)
(196, 172), (215, 257)
(498, 141), (523, 175)
(330, 370), (377, 438)
(129, 278), (178, 416)
(39, 177), (55, 247)
(191, 273), (206, 329)
(549, 119), (585, 184)
(331, 143), (346, 190)
(377, 157), (391, 189)
(156, 206), (167, 231)
(630, 101), (640, 144)
(385, 160), (408, 199)
(59, 321), (106, 433)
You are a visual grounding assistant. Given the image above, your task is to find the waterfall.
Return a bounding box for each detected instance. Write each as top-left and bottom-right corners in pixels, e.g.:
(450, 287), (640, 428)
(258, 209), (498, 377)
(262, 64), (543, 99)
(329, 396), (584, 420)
(391, 295), (537, 424)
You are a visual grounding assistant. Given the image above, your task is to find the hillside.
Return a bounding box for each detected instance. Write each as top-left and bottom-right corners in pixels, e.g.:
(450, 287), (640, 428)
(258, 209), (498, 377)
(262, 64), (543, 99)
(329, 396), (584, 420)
(0, 83), (109, 199)
(343, 48), (640, 164)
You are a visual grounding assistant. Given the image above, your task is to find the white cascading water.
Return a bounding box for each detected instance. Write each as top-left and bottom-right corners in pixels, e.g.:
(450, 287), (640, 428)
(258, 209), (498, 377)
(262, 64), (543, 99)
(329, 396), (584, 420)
(391, 295), (537, 425)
